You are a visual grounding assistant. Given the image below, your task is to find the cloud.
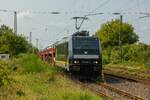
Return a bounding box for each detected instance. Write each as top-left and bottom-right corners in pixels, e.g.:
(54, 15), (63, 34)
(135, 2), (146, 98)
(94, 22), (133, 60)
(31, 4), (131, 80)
(17, 11), (33, 19)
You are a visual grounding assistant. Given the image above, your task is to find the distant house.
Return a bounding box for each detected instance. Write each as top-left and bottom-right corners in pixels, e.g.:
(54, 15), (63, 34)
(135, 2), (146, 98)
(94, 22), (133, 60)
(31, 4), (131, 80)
(0, 54), (10, 60)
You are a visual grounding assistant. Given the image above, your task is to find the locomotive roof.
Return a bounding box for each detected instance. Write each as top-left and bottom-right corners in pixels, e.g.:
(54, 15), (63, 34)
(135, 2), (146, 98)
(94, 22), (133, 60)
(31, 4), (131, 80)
(72, 30), (89, 36)
(54, 30), (98, 46)
(54, 36), (70, 45)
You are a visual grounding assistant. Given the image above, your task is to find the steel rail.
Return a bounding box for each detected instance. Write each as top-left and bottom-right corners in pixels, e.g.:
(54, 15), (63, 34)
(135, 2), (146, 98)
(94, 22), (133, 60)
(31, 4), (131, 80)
(81, 82), (114, 100)
(98, 83), (144, 100)
(103, 70), (150, 86)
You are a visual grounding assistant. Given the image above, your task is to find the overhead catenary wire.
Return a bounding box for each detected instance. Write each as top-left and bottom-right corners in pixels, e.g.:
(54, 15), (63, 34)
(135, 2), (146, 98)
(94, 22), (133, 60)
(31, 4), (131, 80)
(0, 1), (149, 48)
(0, 8), (150, 16)
(90, 0), (111, 14)
(73, 0), (111, 31)
(0, 7), (149, 31)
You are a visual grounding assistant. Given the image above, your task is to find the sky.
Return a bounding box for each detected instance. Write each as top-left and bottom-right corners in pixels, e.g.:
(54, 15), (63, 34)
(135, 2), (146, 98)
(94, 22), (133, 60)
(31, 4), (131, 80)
(0, 0), (150, 49)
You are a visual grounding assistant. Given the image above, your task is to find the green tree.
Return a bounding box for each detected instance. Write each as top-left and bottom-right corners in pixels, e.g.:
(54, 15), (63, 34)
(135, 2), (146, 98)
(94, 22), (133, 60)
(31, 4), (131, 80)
(0, 25), (35, 56)
(95, 19), (139, 48)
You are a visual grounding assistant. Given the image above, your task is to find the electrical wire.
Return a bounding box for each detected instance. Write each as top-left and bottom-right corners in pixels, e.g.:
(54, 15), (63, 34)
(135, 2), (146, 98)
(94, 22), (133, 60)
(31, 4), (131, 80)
(90, 0), (111, 14)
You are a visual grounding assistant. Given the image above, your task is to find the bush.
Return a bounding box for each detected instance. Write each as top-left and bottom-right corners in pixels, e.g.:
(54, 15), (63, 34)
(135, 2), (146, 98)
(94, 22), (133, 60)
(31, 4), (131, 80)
(17, 53), (58, 73)
(0, 61), (11, 86)
(0, 25), (38, 56)
(143, 45), (150, 68)
(102, 50), (110, 64)
(102, 44), (150, 66)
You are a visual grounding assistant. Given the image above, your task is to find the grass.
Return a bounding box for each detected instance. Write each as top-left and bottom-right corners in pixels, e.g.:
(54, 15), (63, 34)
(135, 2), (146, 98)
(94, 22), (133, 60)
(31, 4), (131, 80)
(15, 53), (58, 73)
(104, 63), (150, 79)
(5, 73), (101, 100)
(0, 60), (13, 86)
(0, 54), (102, 100)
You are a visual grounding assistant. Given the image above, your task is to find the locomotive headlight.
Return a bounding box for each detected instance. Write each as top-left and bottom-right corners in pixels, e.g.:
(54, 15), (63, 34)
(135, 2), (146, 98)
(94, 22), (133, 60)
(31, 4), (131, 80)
(93, 61), (98, 64)
(74, 60), (79, 64)
(74, 61), (77, 63)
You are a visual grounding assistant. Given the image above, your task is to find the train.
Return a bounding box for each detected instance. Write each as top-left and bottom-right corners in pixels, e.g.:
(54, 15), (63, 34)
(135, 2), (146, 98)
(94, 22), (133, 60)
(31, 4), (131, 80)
(39, 30), (102, 80)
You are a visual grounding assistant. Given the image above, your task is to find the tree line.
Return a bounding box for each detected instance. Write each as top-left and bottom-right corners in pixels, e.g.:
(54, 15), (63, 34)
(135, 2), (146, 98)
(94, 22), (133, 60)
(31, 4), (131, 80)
(0, 25), (38, 56)
(95, 19), (150, 66)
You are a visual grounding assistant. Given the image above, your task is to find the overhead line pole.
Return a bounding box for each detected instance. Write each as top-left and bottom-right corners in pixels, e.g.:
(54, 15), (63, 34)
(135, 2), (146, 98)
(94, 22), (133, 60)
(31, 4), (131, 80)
(36, 38), (39, 49)
(14, 11), (17, 34)
(120, 15), (123, 62)
(113, 13), (123, 62)
(29, 32), (32, 43)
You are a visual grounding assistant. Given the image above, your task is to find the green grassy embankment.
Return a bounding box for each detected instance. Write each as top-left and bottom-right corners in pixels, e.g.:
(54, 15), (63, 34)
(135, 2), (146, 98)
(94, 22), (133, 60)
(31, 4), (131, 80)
(0, 54), (102, 100)
(102, 44), (150, 79)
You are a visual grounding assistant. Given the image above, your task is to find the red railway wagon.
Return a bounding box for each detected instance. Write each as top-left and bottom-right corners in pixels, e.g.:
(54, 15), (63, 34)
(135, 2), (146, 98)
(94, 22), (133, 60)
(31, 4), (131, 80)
(38, 48), (56, 65)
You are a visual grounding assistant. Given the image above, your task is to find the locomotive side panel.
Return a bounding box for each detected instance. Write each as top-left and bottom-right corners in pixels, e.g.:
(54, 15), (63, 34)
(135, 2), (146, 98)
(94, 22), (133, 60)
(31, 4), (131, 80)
(55, 41), (69, 69)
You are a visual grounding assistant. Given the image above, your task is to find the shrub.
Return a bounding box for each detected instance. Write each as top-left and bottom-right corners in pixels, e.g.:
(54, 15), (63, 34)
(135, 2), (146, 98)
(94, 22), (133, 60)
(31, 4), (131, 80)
(102, 44), (150, 66)
(17, 53), (58, 73)
(0, 61), (11, 86)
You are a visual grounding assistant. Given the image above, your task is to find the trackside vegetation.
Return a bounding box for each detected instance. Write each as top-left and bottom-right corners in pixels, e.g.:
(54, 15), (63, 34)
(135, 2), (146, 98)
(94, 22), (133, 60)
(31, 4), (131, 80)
(0, 25), (38, 56)
(96, 19), (150, 79)
(0, 25), (102, 100)
(0, 54), (102, 100)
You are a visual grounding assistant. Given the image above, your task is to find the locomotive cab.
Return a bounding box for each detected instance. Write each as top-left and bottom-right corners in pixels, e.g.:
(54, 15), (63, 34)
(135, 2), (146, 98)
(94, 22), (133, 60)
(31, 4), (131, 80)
(68, 31), (102, 79)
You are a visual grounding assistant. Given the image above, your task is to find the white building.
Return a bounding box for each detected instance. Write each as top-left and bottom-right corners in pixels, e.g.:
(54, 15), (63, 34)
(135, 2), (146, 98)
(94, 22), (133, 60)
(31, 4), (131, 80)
(0, 54), (10, 60)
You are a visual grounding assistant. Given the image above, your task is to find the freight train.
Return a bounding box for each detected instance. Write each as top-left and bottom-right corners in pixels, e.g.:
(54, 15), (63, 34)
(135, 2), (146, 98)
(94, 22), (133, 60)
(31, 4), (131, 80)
(54, 31), (102, 79)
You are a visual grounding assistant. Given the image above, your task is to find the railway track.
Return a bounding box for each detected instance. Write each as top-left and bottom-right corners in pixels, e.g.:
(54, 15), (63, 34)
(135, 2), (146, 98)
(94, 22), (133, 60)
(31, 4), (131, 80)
(103, 72), (150, 99)
(86, 80), (145, 100)
(81, 83), (114, 100)
(103, 70), (150, 86)
(98, 83), (144, 100)
(81, 81), (144, 100)
(60, 72), (145, 100)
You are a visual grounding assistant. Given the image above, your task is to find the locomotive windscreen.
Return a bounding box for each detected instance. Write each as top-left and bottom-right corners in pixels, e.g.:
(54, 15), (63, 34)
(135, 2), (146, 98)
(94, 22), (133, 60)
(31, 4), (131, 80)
(72, 37), (100, 55)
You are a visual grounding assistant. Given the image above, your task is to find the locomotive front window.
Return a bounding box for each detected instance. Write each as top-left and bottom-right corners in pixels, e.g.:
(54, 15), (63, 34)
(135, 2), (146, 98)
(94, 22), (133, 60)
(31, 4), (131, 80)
(73, 37), (99, 54)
